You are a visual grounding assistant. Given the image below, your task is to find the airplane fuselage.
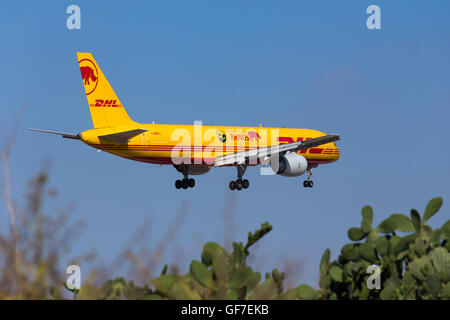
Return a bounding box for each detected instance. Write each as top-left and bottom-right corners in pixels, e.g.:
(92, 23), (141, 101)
(80, 124), (340, 167)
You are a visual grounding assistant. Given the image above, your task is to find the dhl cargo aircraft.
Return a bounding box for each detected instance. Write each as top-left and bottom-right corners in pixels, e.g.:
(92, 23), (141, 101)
(29, 53), (341, 191)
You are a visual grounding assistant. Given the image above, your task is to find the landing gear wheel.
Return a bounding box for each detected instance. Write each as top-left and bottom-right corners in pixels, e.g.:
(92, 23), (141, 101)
(303, 180), (314, 188)
(174, 165), (193, 190)
(229, 164), (248, 191)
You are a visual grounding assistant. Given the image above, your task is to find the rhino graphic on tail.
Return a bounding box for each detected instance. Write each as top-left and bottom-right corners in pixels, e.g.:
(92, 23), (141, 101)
(80, 66), (97, 85)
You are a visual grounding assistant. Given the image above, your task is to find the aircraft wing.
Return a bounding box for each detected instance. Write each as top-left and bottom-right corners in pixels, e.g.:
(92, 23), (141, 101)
(213, 134), (340, 167)
(98, 129), (148, 144)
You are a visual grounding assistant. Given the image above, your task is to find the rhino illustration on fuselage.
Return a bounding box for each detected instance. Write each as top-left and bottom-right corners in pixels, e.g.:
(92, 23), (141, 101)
(247, 130), (261, 142)
(80, 66), (97, 85)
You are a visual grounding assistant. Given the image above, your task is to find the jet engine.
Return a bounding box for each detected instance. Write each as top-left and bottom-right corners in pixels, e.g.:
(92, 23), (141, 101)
(270, 153), (308, 177)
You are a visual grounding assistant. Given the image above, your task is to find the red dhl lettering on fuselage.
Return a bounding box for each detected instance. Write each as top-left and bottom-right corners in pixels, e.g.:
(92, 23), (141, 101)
(278, 136), (325, 154)
(90, 99), (122, 107)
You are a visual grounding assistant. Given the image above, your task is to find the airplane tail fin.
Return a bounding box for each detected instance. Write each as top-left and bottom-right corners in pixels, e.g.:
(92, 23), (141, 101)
(76, 52), (136, 129)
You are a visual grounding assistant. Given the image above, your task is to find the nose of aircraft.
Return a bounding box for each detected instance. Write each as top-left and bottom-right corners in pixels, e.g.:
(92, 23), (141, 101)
(333, 142), (340, 159)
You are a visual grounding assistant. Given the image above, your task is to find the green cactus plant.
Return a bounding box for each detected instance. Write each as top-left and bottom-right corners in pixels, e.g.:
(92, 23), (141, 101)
(67, 197), (448, 300)
(318, 196), (449, 300)
(150, 222), (297, 300)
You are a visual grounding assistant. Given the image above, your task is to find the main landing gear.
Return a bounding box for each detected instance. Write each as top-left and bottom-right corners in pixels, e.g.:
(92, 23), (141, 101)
(303, 168), (314, 188)
(174, 165), (195, 189)
(175, 178), (195, 189)
(229, 164), (249, 191)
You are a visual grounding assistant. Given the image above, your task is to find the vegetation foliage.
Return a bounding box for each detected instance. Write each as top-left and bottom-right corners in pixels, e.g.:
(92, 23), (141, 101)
(66, 198), (449, 300)
(319, 197), (450, 300)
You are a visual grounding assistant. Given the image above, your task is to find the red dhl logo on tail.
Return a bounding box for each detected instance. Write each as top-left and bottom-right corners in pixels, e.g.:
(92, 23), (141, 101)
(90, 99), (121, 107)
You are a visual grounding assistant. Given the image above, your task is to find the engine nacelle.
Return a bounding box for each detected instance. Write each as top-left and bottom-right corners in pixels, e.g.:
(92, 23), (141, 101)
(175, 165), (211, 176)
(270, 153), (308, 177)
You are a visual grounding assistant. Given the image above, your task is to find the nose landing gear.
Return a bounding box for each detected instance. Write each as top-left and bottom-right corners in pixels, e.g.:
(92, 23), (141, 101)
(303, 168), (314, 188)
(303, 180), (313, 188)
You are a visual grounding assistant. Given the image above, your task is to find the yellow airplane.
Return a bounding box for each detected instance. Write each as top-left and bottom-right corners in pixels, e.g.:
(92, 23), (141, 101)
(29, 53), (341, 190)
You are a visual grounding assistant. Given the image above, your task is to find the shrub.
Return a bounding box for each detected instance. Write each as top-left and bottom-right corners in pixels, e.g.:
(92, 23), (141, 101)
(54, 197), (450, 300)
(318, 197), (450, 300)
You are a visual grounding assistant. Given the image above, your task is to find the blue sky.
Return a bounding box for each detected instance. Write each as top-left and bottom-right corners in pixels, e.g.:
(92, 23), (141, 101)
(1, 1), (449, 287)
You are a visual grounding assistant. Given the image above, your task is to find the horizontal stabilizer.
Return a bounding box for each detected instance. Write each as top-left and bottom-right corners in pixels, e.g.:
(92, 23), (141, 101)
(98, 129), (148, 144)
(28, 128), (81, 140)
